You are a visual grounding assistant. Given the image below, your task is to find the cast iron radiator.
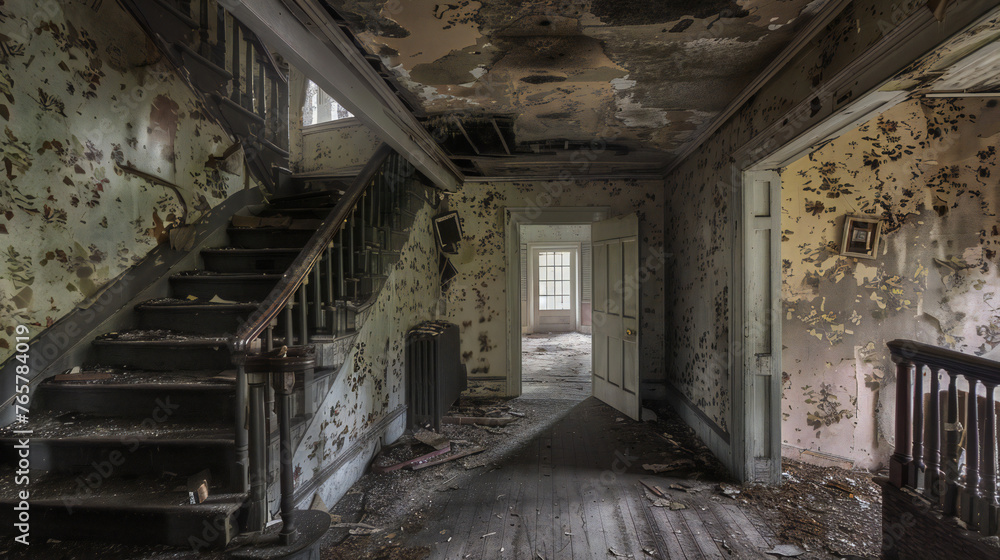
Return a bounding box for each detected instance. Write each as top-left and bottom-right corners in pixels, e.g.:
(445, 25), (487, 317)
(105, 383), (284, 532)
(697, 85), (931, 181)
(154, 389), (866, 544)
(405, 321), (467, 432)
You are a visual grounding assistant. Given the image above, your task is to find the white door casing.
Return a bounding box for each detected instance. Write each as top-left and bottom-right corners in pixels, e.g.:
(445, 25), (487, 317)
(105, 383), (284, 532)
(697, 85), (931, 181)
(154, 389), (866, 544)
(592, 214), (640, 420)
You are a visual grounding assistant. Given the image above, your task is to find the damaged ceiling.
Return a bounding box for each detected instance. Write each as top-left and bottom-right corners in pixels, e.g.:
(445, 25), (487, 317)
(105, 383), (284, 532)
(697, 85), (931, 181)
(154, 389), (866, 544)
(323, 0), (831, 176)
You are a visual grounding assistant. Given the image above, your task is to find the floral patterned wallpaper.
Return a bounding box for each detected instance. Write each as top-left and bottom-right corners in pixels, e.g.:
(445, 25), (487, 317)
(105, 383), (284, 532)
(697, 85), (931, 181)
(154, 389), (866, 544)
(782, 97), (1000, 469)
(0, 0), (245, 364)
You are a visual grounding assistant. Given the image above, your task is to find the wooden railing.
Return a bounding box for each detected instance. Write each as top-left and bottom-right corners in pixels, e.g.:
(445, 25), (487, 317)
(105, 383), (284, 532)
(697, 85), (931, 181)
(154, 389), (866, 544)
(231, 144), (421, 530)
(120, 0), (289, 188)
(888, 339), (1000, 535)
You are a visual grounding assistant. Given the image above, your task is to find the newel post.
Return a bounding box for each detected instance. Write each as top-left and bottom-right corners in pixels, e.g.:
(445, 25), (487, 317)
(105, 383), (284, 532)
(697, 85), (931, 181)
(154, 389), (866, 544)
(890, 355), (914, 488)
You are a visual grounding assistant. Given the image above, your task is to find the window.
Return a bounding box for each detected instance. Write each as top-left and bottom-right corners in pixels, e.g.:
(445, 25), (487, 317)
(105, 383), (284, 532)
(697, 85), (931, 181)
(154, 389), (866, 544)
(538, 251), (571, 310)
(303, 80), (353, 126)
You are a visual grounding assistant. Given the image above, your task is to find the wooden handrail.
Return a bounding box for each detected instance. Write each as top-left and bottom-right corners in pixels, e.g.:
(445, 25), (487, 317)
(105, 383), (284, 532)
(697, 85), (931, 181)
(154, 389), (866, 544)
(888, 339), (1000, 384)
(229, 143), (393, 353)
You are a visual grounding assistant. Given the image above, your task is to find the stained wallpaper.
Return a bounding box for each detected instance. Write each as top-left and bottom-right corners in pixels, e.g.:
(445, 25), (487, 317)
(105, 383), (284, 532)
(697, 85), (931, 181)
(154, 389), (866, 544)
(782, 97), (1000, 469)
(0, 0), (245, 364)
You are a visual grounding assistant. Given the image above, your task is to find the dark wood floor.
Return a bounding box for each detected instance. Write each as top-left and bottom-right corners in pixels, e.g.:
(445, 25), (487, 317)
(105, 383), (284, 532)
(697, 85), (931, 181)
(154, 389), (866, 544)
(382, 398), (776, 559)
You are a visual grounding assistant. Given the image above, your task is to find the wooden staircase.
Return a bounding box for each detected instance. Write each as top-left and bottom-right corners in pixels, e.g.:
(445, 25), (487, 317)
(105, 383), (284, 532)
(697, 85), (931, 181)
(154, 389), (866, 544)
(0, 149), (429, 549)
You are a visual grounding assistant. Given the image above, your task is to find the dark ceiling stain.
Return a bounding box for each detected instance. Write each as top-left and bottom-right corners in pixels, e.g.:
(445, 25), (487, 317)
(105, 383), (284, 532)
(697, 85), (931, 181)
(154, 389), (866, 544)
(521, 75), (567, 84)
(589, 0), (750, 27)
(668, 19), (694, 33)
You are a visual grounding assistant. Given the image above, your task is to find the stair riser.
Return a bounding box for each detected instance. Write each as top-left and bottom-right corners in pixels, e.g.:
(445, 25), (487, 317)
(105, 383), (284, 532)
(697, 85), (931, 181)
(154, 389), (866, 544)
(201, 251), (298, 274)
(269, 192), (339, 209)
(138, 307), (253, 335)
(36, 386), (235, 422)
(93, 342), (231, 371)
(0, 442), (236, 490)
(170, 276), (279, 301)
(227, 228), (314, 249)
(0, 503), (238, 548)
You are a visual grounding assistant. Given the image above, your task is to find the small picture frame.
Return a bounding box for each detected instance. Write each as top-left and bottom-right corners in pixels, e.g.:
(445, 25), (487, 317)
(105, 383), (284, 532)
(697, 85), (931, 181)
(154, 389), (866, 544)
(841, 215), (882, 259)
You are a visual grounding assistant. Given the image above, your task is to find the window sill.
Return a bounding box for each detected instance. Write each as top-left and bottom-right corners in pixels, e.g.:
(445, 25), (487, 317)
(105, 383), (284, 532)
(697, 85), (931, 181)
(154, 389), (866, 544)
(302, 117), (362, 135)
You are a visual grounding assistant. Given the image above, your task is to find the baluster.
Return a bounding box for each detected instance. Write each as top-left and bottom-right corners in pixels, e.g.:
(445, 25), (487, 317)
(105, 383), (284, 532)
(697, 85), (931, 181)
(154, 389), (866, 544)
(964, 377), (982, 529)
(269, 69), (279, 142)
(985, 382), (999, 535)
(890, 359), (913, 488)
(325, 245), (335, 333)
(925, 367), (944, 501)
(266, 323), (274, 352)
(244, 35), (254, 111)
(348, 209), (356, 288)
(283, 304), (294, 346)
(336, 230), (346, 302)
(277, 78), (289, 151)
(256, 53), (266, 121)
(311, 265), (322, 330)
(197, 0), (210, 58)
(230, 20), (241, 104)
(944, 370), (961, 515)
(214, 5), (226, 67)
(297, 284), (309, 345)
(911, 363), (926, 488)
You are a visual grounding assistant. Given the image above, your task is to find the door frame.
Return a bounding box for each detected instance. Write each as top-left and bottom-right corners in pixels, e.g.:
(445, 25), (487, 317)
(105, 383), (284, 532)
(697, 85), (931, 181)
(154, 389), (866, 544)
(505, 207), (609, 397)
(527, 243), (581, 334)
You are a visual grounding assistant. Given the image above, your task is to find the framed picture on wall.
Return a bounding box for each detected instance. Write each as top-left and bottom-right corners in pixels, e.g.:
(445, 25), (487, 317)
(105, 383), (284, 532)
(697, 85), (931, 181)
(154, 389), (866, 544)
(841, 215), (882, 259)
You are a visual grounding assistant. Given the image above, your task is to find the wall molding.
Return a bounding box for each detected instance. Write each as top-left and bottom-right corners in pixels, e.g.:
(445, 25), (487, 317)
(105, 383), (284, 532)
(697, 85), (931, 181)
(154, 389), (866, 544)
(292, 405), (405, 504)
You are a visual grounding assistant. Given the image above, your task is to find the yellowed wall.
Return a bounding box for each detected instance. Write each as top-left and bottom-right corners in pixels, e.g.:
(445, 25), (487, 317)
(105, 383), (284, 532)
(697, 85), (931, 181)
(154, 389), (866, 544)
(781, 98), (1000, 469)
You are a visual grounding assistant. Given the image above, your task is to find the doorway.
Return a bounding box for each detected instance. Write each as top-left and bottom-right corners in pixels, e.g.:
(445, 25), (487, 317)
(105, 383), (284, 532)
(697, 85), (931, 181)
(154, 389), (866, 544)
(504, 208), (609, 398)
(520, 229), (591, 399)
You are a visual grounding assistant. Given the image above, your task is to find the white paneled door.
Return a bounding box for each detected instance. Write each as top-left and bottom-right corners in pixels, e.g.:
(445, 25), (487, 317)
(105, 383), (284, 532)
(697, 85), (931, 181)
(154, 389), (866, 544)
(591, 214), (640, 420)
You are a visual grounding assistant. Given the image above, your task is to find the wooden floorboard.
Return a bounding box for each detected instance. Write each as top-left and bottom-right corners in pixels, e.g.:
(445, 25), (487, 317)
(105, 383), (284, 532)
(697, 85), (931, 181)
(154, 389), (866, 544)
(367, 398), (779, 560)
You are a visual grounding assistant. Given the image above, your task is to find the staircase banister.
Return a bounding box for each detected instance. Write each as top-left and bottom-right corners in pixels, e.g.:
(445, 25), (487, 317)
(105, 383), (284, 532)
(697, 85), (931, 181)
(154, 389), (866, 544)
(230, 143), (394, 353)
(888, 339), (1000, 384)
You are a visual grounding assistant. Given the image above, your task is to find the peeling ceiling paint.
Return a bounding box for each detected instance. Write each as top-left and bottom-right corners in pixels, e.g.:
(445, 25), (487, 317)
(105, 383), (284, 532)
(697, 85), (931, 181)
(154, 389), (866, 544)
(326, 0), (831, 173)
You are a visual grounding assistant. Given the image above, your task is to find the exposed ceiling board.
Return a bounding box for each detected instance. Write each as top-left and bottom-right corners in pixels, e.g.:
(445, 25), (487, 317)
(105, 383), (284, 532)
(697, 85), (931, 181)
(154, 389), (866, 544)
(324, 0), (832, 174)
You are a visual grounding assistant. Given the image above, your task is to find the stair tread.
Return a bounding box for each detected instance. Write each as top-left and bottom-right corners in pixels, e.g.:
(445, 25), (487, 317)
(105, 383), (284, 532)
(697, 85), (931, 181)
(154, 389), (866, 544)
(171, 271), (284, 280)
(0, 414), (234, 441)
(201, 247), (301, 255)
(0, 469), (244, 510)
(93, 330), (229, 346)
(136, 298), (260, 311)
(43, 368), (235, 387)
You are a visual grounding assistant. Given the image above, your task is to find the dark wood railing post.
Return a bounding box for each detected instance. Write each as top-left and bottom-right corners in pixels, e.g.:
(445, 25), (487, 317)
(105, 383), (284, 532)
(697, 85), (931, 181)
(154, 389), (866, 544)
(925, 367), (944, 501)
(963, 379), (982, 529)
(985, 382), (999, 535)
(944, 371), (961, 516)
(911, 363), (926, 489)
(890, 357), (914, 488)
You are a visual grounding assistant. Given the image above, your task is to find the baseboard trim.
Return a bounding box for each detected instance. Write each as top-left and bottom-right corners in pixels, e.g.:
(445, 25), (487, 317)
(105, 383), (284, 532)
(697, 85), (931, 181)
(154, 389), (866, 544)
(291, 405), (406, 505)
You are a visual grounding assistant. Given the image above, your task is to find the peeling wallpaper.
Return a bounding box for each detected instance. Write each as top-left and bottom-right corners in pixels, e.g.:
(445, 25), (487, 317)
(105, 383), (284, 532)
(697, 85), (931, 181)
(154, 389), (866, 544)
(781, 98), (1000, 469)
(294, 203), (439, 500)
(441, 179), (664, 394)
(0, 0), (245, 364)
